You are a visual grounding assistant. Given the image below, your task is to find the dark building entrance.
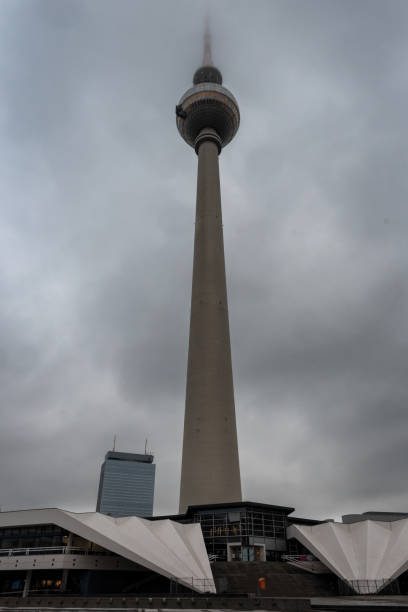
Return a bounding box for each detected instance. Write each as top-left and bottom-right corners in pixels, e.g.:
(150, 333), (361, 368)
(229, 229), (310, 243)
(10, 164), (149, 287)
(152, 501), (295, 562)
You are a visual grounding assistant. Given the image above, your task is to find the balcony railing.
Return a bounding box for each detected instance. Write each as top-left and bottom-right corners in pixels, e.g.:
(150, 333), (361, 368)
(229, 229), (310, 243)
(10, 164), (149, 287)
(0, 546), (113, 557)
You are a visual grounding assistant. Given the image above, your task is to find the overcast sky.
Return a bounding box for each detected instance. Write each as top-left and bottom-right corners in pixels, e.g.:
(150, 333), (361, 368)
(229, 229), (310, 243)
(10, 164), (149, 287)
(1, 0), (408, 520)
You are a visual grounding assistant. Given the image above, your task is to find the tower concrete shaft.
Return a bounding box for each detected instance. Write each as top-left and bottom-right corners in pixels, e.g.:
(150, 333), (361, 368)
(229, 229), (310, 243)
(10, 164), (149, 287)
(179, 136), (242, 513)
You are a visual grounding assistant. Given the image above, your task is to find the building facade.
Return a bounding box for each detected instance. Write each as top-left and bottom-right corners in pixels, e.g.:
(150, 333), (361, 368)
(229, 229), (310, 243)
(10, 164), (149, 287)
(96, 451), (155, 517)
(154, 501), (295, 563)
(184, 502), (294, 563)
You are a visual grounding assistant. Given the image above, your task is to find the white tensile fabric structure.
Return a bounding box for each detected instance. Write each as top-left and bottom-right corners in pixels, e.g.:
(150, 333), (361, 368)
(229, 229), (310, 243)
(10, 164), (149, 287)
(288, 519), (408, 594)
(0, 509), (215, 593)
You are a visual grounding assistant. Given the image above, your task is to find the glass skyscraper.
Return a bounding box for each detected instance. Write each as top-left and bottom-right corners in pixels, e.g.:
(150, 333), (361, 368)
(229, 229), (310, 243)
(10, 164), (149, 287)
(96, 451), (155, 517)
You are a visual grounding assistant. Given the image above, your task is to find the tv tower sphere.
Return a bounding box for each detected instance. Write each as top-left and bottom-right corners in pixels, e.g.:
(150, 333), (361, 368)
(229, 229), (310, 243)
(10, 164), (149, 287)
(176, 34), (239, 153)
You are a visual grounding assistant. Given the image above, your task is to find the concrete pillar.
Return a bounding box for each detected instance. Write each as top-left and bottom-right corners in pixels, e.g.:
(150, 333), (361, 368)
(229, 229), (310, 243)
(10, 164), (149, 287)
(22, 570), (32, 598)
(80, 570), (91, 596)
(179, 137), (242, 512)
(65, 532), (73, 554)
(61, 569), (69, 593)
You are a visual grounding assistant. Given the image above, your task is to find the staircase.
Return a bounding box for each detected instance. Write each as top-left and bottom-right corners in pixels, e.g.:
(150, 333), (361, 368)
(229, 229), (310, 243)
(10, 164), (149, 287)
(212, 561), (337, 597)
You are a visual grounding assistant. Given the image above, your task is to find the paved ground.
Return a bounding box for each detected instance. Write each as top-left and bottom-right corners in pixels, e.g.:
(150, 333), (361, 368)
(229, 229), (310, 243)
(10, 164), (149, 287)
(10, 598), (408, 612)
(0, 609), (274, 612)
(311, 596), (408, 610)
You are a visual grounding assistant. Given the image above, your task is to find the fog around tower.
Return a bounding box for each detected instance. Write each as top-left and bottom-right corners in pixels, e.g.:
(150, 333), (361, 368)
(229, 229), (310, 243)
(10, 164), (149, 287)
(0, 0), (408, 520)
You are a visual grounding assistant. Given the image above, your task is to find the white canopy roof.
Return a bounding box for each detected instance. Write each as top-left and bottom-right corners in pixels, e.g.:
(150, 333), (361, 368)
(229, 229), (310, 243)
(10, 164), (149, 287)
(0, 509), (215, 593)
(288, 518), (408, 594)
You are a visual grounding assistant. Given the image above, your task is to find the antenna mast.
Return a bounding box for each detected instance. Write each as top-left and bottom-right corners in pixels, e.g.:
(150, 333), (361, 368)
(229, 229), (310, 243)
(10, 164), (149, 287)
(203, 18), (212, 66)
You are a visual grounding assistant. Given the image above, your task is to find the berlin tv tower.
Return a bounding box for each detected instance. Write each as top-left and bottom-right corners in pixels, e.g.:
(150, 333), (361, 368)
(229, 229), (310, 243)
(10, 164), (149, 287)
(176, 22), (242, 513)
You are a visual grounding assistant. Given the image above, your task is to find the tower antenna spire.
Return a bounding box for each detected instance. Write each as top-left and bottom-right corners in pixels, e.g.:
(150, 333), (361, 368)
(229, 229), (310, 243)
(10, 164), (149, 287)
(203, 17), (212, 66)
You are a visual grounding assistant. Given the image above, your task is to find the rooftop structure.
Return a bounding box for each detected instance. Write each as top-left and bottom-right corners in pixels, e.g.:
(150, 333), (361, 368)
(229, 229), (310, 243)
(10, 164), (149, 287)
(176, 22), (241, 513)
(288, 517), (408, 595)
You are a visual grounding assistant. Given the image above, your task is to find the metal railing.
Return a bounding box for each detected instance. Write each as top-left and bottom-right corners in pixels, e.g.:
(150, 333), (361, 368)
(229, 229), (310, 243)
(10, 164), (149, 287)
(179, 577), (215, 592)
(282, 554), (328, 574)
(0, 546), (113, 557)
(346, 578), (392, 595)
(282, 554), (315, 562)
